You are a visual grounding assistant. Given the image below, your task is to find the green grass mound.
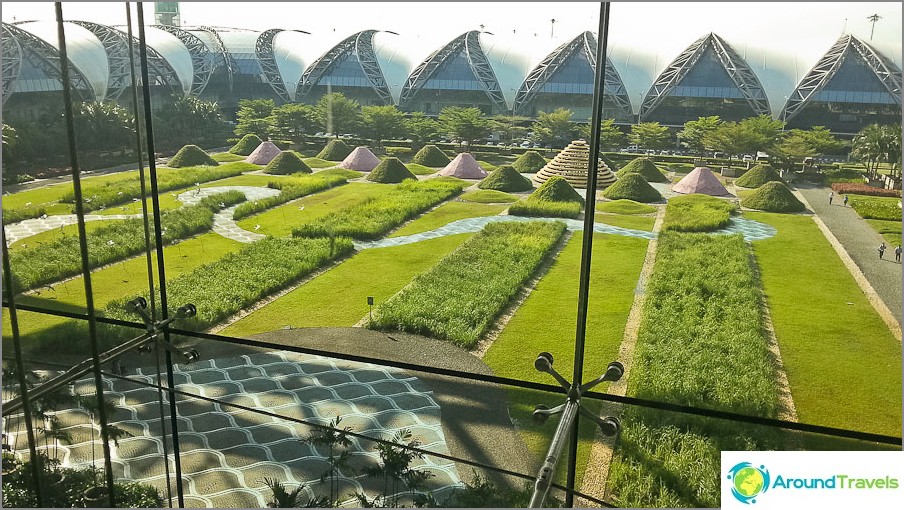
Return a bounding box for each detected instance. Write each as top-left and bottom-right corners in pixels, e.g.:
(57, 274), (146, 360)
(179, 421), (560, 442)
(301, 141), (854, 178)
(410, 144), (451, 167)
(460, 190), (519, 203)
(167, 145), (218, 167)
(600, 153), (620, 172)
(597, 199), (656, 215)
(512, 150), (547, 173)
(735, 164), (783, 188)
(601, 174), (662, 203)
(531, 175), (585, 204)
(367, 157), (417, 183)
(316, 139), (352, 161)
(228, 134), (262, 155)
(616, 157), (668, 183)
(741, 181), (805, 213)
(479, 164), (534, 192)
(263, 151), (312, 175)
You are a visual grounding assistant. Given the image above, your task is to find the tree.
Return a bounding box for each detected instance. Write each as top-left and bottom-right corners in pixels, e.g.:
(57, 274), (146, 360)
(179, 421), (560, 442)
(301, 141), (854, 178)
(704, 121), (764, 156)
(73, 101), (135, 151)
(438, 107), (491, 147)
(629, 121), (670, 150)
(360, 105), (408, 145)
(677, 116), (721, 155)
(531, 108), (578, 147)
(234, 98), (275, 138)
(769, 131), (817, 171)
(576, 118), (625, 150)
(795, 126), (846, 155)
(404, 112), (439, 148)
(268, 103), (318, 144)
(156, 94), (223, 142)
(852, 123), (901, 180)
(316, 92), (361, 136)
(738, 114), (785, 152)
(2, 123), (17, 161)
(491, 114), (530, 146)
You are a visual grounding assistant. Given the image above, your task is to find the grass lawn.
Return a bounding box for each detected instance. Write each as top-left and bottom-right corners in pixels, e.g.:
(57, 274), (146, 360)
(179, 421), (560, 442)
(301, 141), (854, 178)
(866, 219), (902, 247)
(596, 199), (657, 215)
(459, 190), (518, 203)
(212, 152), (248, 162)
(236, 182), (393, 237)
(483, 233), (649, 488)
(2, 233), (242, 352)
(9, 220), (112, 250)
(390, 201), (506, 237)
(303, 157), (337, 169)
(661, 193), (736, 232)
(406, 163), (438, 176)
(748, 212), (902, 436)
(221, 234), (472, 336)
(594, 213), (656, 231)
(477, 160), (497, 172)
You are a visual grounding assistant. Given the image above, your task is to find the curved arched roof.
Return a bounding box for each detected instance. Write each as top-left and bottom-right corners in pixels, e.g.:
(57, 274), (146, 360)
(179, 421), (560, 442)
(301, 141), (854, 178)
(372, 31), (414, 104)
(271, 30), (308, 101)
(16, 21), (108, 99)
(144, 26), (194, 95)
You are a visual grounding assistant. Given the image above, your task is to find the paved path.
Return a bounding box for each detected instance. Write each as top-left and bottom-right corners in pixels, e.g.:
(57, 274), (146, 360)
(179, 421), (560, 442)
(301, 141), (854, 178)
(176, 186), (281, 243)
(3, 213), (142, 244)
(796, 184), (902, 329)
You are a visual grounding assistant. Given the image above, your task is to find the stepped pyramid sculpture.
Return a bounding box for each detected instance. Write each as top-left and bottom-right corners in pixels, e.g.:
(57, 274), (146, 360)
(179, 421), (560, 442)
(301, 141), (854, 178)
(438, 153), (488, 179)
(339, 146), (381, 172)
(245, 141), (281, 165)
(533, 140), (617, 189)
(672, 166), (730, 196)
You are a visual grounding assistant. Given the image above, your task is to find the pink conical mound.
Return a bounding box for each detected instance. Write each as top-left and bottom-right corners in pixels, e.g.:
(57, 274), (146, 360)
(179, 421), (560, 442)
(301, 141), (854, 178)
(339, 146), (381, 172)
(245, 141), (281, 165)
(438, 153), (488, 179)
(671, 167), (730, 196)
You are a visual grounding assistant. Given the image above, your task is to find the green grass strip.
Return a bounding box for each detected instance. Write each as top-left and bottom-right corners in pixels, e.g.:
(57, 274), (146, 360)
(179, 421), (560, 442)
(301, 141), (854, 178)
(405, 163), (439, 175)
(661, 194), (736, 232)
(292, 179), (465, 241)
(211, 152), (247, 162)
(369, 221), (566, 347)
(232, 173), (349, 220)
(866, 219), (902, 247)
(390, 201), (507, 237)
(593, 213), (656, 232)
(508, 200), (582, 219)
(596, 199), (656, 215)
(748, 212), (901, 436)
(221, 234), (472, 337)
(459, 190), (518, 203)
(849, 195), (902, 221)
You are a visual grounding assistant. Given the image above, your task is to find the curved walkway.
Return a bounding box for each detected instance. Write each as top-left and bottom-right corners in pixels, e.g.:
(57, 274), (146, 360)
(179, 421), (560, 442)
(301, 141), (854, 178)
(796, 184), (902, 335)
(176, 186), (281, 243)
(3, 213), (141, 245)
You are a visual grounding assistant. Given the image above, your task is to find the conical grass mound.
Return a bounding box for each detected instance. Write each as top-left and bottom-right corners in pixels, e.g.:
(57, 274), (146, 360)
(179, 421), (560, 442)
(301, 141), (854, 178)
(316, 139), (352, 161)
(512, 150), (547, 173)
(228, 134), (262, 155)
(367, 157), (417, 183)
(616, 157), (668, 183)
(411, 144), (451, 167)
(532, 175), (585, 205)
(601, 173), (662, 203)
(741, 181), (805, 212)
(264, 151), (312, 175)
(167, 145), (218, 167)
(735, 164), (783, 188)
(479, 164), (534, 192)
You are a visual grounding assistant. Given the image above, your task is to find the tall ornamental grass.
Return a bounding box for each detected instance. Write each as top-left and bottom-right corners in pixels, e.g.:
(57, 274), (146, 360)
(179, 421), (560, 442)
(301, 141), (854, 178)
(661, 194), (736, 232)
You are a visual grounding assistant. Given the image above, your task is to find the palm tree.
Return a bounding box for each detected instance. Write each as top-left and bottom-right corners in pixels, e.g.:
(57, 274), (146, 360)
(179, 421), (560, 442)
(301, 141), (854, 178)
(852, 124), (888, 181)
(263, 477), (307, 508)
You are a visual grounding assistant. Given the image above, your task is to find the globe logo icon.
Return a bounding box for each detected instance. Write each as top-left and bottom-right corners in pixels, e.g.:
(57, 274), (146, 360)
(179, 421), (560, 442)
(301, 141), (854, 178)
(727, 462), (770, 504)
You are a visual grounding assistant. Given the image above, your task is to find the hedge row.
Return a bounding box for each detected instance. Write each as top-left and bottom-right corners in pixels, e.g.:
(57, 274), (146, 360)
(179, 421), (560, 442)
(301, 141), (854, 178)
(830, 183), (902, 198)
(231, 173), (349, 220)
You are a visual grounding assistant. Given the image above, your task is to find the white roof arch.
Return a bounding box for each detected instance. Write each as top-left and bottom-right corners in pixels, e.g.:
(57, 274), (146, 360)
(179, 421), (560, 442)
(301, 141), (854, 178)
(16, 20), (108, 99)
(144, 26), (194, 96)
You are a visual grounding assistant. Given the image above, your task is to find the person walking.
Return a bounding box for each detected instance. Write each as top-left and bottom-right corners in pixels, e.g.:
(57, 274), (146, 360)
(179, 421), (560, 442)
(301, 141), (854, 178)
(895, 245), (902, 263)
(878, 242), (886, 260)
(829, 191), (834, 205)
(843, 194), (849, 207)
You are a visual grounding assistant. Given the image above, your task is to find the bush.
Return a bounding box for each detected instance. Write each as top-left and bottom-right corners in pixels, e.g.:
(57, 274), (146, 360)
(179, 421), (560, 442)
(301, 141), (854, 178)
(735, 164), (782, 188)
(478, 164), (534, 192)
(601, 174), (662, 203)
(2, 205), (47, 225)
(263, 151), (312, 175)
(508, 200), (583, 219)
(228, 134), (262, 155)
(292, 179), (464, 240)
(616, 157), (669, 183)
(316, 139), (352, 160)
(510, 150), (547, 173)
(531, 175), (584, 204)
(232, 173), (348, 220)
(410, 144), (451, 167)
(167, 144), (219, 167)
(367, 157), (417, 183)
(369, 221), (566, 347)
(597, 199), (656, 215)
(830, 183), (902, 197)
(662, 194), (735, 232)
(741, 181), (806, 212)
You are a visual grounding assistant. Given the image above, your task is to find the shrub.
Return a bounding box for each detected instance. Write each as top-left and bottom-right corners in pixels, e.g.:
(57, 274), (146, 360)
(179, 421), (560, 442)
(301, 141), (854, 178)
(615, 157), (668, 183)
(510, 150), (547, 173)
(662, 194), (735, 232)
(735, 164), (782, 188)
(410, 144), (451, 167)
(369, 221), (566, 347)
(830, 183), (902, 197)
(601, 174), (662, 203)
(367, 157), (417, 183)
(478, 164), (534, 192)
(508, 200), (583, 219)
(459, 190), (518, 203)
(167, 144), (219, 167)
(741, 181), (806, 212)
(531, 175), (584, 204)
(263, 151), (312, 175)
(316, 139), (352, 160)
(597, 199), (656, 215)
(232, 173), (348, 220)
(292, 179), (464, 240)
(228, 134), (262, 155)
(2, 205), (47, 225)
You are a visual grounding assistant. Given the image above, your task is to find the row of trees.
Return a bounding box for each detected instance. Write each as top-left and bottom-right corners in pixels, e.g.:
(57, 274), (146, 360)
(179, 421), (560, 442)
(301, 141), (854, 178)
(851, 124), (902, 180)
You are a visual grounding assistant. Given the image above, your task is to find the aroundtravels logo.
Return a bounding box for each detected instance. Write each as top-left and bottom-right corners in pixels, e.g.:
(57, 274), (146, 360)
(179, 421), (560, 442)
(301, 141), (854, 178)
(726, 462), (770, 504)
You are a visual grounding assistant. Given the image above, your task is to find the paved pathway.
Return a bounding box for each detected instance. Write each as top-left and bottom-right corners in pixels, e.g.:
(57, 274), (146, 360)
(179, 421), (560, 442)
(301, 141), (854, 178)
(176, 186), (281, 243)
(3, 213), (142, 245)
(796, 184), (902, 329)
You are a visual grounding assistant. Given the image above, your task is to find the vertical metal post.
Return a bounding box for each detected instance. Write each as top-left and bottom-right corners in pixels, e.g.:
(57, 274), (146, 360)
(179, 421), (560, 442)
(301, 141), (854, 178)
(135, 3), (185, 506)
(566, 2), (611, 507)
(54, 3), (116, 505)
(1, 229), (44, 507)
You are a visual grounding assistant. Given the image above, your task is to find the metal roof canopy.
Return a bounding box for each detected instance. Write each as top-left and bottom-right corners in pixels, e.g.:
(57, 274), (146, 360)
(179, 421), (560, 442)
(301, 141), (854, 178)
(297, 29), (393, 105)
(152, 24), (216, 96)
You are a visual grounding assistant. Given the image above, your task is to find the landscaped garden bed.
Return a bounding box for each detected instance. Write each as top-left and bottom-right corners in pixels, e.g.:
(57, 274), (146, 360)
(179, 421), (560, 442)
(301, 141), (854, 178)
(661, 194), (736, 232)
(232, 173), (349, 220)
